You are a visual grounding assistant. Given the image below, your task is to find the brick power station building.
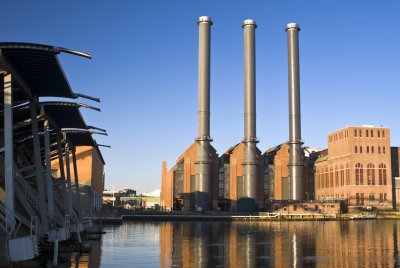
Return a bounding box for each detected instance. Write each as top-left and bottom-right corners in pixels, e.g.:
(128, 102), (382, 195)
(315, 126), (393, 208)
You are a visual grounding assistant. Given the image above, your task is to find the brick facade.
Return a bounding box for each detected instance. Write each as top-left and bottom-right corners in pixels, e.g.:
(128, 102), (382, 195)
(315, 126), (392, 209)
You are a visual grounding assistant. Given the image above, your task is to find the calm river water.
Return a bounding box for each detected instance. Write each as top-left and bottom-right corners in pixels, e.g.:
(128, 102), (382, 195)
(55, 220), (400, 267)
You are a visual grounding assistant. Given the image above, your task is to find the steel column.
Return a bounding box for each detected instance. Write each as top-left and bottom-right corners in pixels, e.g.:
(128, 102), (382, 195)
(43, 119), (55, 221)
(30, 101), (49, 233)
(3, 73), (15, 230)
(242, 19), (258, 201)
(71, 148), (82, 218)
(286, 23), (303, 200)
(195, 16), (213, 210)
(56, 134), (69, 217)
(64, 145), (74, 219)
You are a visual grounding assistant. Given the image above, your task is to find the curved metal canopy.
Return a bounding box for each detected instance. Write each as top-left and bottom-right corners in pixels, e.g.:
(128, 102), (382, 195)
(0, 42), (90, 100)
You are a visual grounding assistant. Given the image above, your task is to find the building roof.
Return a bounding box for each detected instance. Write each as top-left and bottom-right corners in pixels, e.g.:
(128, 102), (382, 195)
(224, 143), (240, 154)
(0, 42), (90, 101)
(263, 143), (285, 155)
(315, 155), (328, 163)
(42, 102), (88, 129)
(1, 42), (107, 166)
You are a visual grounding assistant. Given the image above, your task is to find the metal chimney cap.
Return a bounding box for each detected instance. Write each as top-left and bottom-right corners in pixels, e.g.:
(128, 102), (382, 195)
(285, 22), (301, 31)
(242, 19), (257, 28)
(198, 16), (213, 25)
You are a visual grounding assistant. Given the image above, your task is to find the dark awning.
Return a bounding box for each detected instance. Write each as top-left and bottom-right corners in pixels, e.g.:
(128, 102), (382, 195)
(0, 42), (91, 100)
(63, 130), (96, 147)
(41, 102), (88, 130)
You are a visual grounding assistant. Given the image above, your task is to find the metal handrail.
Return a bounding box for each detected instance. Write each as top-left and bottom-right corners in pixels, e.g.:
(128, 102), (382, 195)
(15, 173), (40, 210)
(0, 201), (21, 238)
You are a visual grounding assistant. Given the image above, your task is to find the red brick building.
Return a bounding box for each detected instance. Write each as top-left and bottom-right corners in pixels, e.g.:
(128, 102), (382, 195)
(315, 126), (392, 209)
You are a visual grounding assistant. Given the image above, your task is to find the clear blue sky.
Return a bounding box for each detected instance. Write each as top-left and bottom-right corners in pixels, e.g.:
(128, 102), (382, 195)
(2, 1), (400, 193)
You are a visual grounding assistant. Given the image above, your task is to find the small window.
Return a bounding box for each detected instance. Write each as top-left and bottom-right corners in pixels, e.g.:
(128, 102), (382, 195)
(378, 130), (380, 138)
(355, 129), (358, 137)
(378, 147), (381, 154)
(355, 146), (358, 153)
(369, 194), (374, 201)
(293, 205), (297, 211)
(372, 146), (374, 154)
(360, 146), (363, 153)
(359, 129), (362, 137)
(382, 130), (385, 138)
(383, 147), (386, 154)
(366, 130), (369, 137)
(371, 130), (374, 138)
(367, 146), (369, 153)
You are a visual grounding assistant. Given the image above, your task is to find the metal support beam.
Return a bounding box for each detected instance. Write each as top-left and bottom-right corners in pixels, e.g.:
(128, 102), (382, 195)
(64, 144), (74, 220)
(56, 134), (69, 217)
(3, 73), (15, 230)
(30, 101), (49, 233)
(43, 118), (55, 222)
(71, 148), (82, 218)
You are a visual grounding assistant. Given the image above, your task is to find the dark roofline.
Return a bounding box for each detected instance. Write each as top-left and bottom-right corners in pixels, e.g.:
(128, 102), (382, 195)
(0, 42), (91, 59)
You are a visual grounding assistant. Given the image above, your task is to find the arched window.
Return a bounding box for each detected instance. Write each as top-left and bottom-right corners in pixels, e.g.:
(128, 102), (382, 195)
(340, 165), (344, 186)
(367, 163), (375, 185)
(379, 164), (387, 185)
(325, 167), (328, 188)
(355, 163), (363, 185)
(317, 169), (321, 189)
(330, 167), (334, 188)
(346, 164), (350, 185)
(335, 166), (339, 186)
(360, 146), (363, 153)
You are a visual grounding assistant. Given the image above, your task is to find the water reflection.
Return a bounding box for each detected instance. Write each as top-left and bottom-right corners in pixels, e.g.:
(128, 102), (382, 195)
(43, 220), (400, 267)
(159, 220), (400, 267)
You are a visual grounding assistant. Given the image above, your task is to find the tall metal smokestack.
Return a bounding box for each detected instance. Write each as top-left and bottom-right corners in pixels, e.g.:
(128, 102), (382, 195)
(286, 23), (303, 200)
(195, 16), (213, 210)
(242, 19), (258, 203)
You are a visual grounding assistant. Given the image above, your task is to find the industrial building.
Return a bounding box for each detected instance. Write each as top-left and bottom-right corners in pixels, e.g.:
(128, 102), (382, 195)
(0, 42), (106, 265)
(315, 126), (393, 209)
(219, 143), (265, 211)
(161, 18), (307, 212)
(160, 17), (400, 213)
(161, 142), (219, 211)
(51, 146), (106, 214)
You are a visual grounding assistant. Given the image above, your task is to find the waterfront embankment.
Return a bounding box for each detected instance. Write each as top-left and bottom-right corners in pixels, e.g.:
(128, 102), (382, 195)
(90, 211), (400, 224)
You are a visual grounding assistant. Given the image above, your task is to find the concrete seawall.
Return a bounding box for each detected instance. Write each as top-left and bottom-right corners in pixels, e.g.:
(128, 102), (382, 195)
(91, 211), (400, 224)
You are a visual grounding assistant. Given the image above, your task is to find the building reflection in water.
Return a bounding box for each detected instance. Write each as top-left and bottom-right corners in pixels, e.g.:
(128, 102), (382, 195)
(45, 233), (103, 268)
(160, 220), (400, 267)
